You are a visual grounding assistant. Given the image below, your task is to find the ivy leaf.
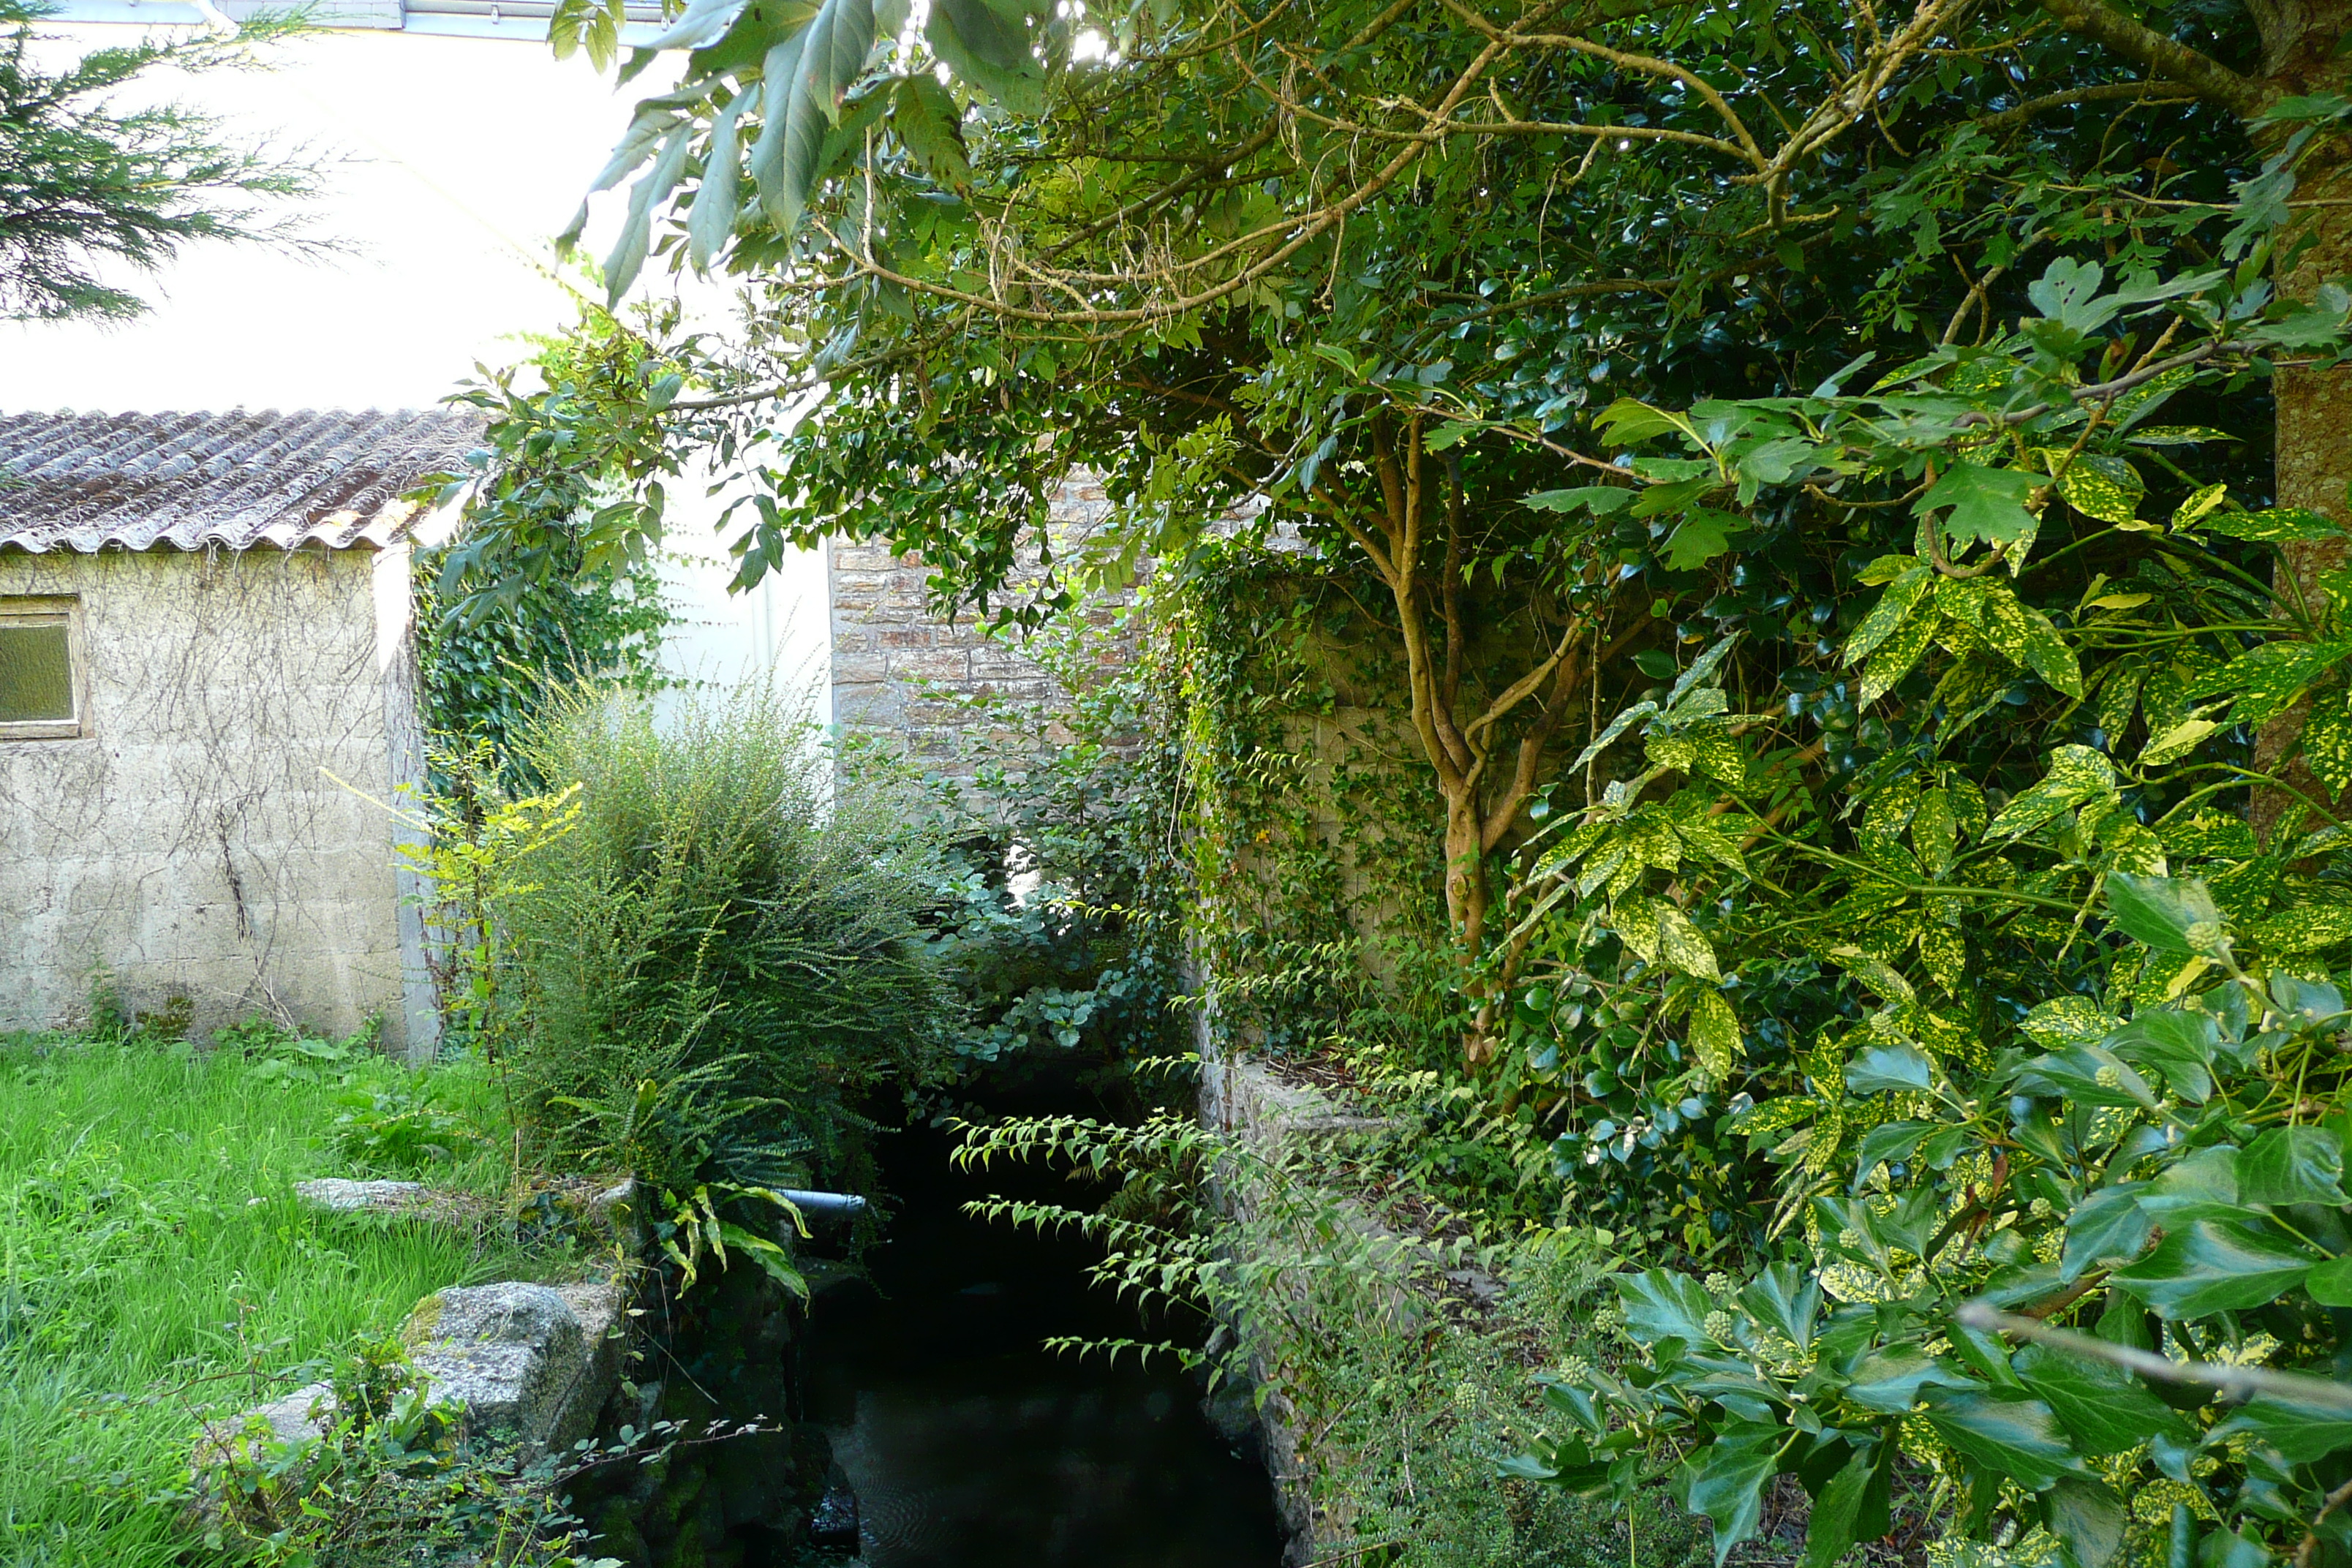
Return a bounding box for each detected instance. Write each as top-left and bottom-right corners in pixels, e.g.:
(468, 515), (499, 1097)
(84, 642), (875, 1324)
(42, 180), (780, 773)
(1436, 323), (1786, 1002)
(1844, 1346), (1982, 1413)
(2060, 1183), (2154, 1281)
(1674, 1425), (1788, 1567)
(2111, 1219), (2315, 1317)
(2213, 1395), (2352, 1464)
(1798, 1447), (1877, 1568)
(2012, 1343), (2185, 1457)
(1917, 462), (2039, 550)
(2304, 1254), (2352, 1307)
(2042, 1475), (2127, 1568)
(2236, 1126), (2348, 1207)
(1922, 1391), (2084, 1488)
(1617, 1270), (1714, 1346)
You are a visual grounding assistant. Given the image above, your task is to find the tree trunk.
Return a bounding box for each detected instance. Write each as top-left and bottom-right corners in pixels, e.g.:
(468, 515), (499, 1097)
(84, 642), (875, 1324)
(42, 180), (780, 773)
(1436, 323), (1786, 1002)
(2247, 1), (2352, 840)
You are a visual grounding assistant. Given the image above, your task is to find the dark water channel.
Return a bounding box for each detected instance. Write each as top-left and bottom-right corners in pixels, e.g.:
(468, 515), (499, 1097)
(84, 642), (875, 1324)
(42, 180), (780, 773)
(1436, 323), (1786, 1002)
(796, 1120), (1285, 1568)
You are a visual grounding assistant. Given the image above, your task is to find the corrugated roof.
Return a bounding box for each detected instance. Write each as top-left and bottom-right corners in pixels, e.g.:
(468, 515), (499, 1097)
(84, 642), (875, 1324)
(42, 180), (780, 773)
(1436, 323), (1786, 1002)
(0, 409), (487, 554)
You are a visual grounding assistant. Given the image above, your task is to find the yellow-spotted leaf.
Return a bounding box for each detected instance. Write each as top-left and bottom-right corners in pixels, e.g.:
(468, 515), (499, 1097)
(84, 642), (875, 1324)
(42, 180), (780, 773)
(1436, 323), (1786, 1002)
(2307, 686), (2352, 793)
(2191, 641), (2352, 728)
(2054, 453), (2144, 526)
(1656, 905), (1721, 981)
(2141, 715), (2221, 767)
(2172, 482), (2228, 530)
(1689, 990), (1743, 1081)
(1859, 607), (1940, 704)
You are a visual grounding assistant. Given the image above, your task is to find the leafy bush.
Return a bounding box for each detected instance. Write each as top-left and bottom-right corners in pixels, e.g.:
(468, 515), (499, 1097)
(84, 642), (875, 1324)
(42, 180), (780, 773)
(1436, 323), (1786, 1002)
(1495, 247), (2352, 1568)
(501, 684), (957, 1197)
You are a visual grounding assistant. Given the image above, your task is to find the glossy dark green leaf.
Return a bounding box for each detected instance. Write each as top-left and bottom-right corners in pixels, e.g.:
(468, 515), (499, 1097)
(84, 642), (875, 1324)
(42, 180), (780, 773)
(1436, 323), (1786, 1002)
(1674, 1425), (1788, 1567)
(2043, 1475), (2127, 1568)
(1617, 1270), (1714, 1348)
(1845, 1041), (1933, 1094)
(1923, 1391), (2084, 1489)
(2111, 1220), (2315, 1319)
(1843, 1346), (1982, 1414)
(2011, 1342), (2185, 1455)
(2216, 1394), (2352, 1463)
(2060, 1183), (2153, 1283)
(2236, 1126), (2348, 1207)
(1798, 1447), (1876, 1568)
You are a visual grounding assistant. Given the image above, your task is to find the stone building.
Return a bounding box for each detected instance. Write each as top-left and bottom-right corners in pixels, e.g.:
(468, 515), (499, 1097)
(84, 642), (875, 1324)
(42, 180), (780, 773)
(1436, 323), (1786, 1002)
(0, 408), (482, 1060)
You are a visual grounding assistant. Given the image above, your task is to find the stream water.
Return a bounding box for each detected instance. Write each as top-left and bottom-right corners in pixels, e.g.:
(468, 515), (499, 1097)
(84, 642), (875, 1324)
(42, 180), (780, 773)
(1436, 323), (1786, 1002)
(796, 1120), (1285, 1568)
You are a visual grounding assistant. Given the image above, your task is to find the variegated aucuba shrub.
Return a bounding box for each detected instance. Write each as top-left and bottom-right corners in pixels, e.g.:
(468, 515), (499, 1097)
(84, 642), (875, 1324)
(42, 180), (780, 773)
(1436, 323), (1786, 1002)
(1509, 878), (2352, 1568)
(1491, 241), (2352, 1568)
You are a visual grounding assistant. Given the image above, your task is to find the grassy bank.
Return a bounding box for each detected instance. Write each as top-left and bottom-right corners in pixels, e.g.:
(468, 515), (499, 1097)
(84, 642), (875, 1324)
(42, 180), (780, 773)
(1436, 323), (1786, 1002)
(0, 1032), (541, 1567)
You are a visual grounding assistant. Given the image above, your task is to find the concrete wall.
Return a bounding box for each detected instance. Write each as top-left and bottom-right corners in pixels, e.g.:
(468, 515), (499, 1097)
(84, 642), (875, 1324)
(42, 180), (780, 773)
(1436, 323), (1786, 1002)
(0, 544), (419, 1052)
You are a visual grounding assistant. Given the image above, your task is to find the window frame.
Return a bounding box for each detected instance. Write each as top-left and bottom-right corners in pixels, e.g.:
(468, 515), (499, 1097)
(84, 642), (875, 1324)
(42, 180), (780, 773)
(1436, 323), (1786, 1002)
(0, 595), (90, 742)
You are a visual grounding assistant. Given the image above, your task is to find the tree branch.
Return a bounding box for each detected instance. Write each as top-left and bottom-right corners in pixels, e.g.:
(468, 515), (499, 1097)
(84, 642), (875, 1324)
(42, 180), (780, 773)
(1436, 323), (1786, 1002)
(2034, 0), (2273, 118)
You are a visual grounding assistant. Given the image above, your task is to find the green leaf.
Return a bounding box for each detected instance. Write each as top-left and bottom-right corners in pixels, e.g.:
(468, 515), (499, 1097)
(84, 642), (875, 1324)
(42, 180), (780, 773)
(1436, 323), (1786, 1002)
(1918, 462), (2040, 551)
(2236, 1126), (2348, 1207)
(1662, 510), (1743, 571)
(2303, 687), (2352, 793)
(2141, 716), (2221, 767)
(1799, 1447), (1876, 1568)
(2011, 1343), (2184, 1457)
(2303, 1254), (2352, 1306)
(1843, 1346), (1981, 1413)
(1524, 486), (1634, 516)
(2103, 873), (2225, 954)
(2111, 1219), (2315, 1318)
(927, 0), (1042, 109)
(1597, 399), (1688, 446)
(2060, 1183), (2154, 1282)
(2216, 1395), (2352, 1463)
(1922, 1391), (2084, 1489)
(1674, 1426), (1788, 1567)
(2043, 1476), (2127, 1568)
(1845, 1041), (1933, 1094)
(892, 74), (971, 186)
(1618, 1270), (1714, 1346)
(686, 89), (749, 271)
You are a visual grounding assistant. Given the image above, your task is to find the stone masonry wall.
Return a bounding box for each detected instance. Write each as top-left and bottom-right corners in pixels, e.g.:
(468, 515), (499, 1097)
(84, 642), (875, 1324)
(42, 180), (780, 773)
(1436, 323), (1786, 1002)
(0, 544), (418, 1052)
(827, 474), (1112, 770)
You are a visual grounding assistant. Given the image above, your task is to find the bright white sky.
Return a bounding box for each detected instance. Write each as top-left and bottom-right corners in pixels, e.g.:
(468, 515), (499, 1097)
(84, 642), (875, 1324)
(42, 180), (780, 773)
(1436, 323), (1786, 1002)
(0, 23), (829, 708)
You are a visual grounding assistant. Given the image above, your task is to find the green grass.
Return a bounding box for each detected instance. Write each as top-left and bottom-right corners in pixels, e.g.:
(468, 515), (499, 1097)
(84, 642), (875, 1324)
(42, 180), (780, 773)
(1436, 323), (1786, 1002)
(0, 1034), (545, 1567)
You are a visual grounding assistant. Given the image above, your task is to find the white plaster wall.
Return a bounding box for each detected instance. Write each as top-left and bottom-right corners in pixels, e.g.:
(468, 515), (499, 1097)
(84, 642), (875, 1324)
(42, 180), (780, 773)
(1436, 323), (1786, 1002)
(0, 546), (410, 1049)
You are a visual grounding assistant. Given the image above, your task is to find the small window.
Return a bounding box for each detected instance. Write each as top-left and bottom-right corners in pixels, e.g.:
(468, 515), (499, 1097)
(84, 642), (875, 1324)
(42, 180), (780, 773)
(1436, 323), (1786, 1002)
(0, 598), (85, 740)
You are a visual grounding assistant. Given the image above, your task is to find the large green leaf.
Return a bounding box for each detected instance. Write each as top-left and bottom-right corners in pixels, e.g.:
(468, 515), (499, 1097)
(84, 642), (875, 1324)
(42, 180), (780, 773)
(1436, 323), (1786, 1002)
(891, 73), (970, 186)
(2215, 1395), (2352, 1464)
(1674, 1425), (1789, 1567)
(927, 0), (1044, 110)
(2103, 874), (2225, 955)
(1844, 1346), (1982, 1414)
(2011, 1343), (2186, 1456)
(2059, 1183), (2153, 1282)
(1618, 1270), (1714, 1347)
(1917, 462), (2040, 551)
(1845, 1041), (1933, 1094)
(2236, 1126), (2348, 1207)
(1923, 1391), (2084, 1489)
(2110, 1220), (2315, 1318)
(687, 88), (750, 271)
(2043, 1475), (2127, 1568)
(1798, 1447), (1877, 1568)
